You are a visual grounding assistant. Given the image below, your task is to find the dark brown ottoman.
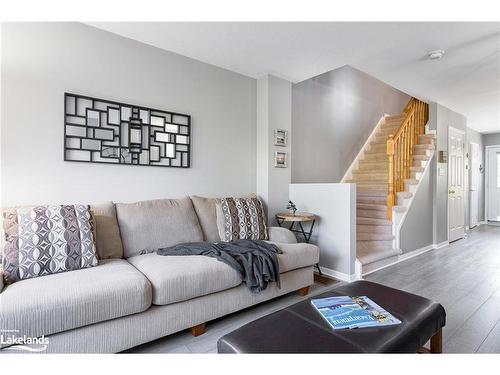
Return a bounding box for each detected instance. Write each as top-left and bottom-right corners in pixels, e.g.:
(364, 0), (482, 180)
(217, 280), (446, 353)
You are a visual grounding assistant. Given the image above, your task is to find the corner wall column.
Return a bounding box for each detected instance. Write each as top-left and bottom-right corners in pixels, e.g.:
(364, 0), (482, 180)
(256, 75), (292, 225)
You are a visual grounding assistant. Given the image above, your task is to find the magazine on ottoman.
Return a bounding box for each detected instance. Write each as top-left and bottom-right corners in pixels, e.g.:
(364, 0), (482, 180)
(311, 296), (402, 330)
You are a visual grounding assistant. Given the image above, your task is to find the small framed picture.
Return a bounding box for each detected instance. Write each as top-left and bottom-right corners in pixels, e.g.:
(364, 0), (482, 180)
(274, 151), (288, 168)
(274, 129), (288, 147)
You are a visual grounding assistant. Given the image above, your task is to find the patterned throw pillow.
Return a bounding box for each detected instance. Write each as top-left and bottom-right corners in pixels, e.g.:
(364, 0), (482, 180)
(2, 205), (98, 283)
(215, 197), (268, 241)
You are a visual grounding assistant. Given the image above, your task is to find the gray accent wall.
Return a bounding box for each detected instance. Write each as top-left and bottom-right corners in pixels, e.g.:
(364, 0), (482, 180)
(483, 133), (500, 147)
(291, 65), (410, 183)
(467, 127), (485, 225)
(400, 154), (435, 253)
(1, 23), (257, 206)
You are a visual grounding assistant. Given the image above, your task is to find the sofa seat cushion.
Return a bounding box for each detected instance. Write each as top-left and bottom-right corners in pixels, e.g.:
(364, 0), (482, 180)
(0, 259), (152, 344)
(127, 253), (242, 306)
(275, 242), (320, 273)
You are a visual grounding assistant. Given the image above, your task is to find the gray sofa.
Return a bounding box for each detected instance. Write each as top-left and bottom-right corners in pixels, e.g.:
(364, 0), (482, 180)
(0, 196), (319, 353)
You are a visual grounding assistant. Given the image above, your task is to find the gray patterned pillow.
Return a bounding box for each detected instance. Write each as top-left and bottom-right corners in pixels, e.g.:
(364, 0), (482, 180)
(2, 205), (98, 283)
(215, 197), (268, 242)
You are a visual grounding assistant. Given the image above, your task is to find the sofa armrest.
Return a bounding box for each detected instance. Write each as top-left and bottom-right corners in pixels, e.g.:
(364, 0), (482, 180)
(268, 226), (297, 244)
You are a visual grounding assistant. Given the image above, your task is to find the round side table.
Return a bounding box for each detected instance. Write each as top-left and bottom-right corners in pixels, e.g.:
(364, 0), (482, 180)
(275, 212), (322, 275)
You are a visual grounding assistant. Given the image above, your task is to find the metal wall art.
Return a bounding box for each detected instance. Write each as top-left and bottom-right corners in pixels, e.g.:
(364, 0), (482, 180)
(64, 93), (191, 168)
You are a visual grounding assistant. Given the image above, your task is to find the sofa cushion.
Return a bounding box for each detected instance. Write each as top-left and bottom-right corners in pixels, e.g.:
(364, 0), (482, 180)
(90, 202), (124, 259)
(2, 205), (98, 283)
(0, 259), (151, 344)
(275, 242), (320, 273)
(216, 197), (268, 241)
(127, 253), (242, 306)
(115, 197), (203, 258)
(190, 196), (221, 243)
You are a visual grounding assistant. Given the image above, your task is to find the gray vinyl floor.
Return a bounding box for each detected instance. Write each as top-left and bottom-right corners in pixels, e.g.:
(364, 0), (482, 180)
(127, 224), (500, 354)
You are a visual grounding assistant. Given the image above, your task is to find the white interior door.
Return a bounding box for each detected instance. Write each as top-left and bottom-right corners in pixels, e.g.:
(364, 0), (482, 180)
(469, 142), (480, 228)
(486, 146), (500, 222)
(448, 127), (465, 242)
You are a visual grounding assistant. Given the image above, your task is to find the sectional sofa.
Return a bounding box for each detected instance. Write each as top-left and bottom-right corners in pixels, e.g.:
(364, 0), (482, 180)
(0, 196), (319, 353)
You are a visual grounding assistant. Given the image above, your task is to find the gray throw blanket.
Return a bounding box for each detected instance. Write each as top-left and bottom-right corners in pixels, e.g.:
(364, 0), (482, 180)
(157, 240), (282, 293)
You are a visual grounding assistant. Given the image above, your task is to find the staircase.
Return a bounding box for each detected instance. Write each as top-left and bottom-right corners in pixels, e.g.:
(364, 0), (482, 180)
(345, 99), (434, 275)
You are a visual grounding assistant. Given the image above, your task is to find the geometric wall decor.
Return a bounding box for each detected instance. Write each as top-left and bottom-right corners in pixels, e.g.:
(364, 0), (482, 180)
(64, 93), (191, 168)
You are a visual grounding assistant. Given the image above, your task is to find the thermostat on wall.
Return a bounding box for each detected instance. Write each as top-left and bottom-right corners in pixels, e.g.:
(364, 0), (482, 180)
(438, 150), (447, 163)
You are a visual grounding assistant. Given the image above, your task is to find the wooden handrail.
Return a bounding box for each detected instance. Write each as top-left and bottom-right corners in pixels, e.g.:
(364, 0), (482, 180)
(386, 98), (429, 219)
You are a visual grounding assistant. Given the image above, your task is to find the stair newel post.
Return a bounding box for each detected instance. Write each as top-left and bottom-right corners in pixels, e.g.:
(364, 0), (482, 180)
(387, 134), (395, 220)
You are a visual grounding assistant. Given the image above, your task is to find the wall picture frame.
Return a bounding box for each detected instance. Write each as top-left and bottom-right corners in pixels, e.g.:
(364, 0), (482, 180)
(274, 151), (288, 168)
(274, 129), (288, 147)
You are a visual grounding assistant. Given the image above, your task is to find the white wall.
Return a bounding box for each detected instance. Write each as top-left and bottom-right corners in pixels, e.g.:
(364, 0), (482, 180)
(1, 23), (257, 206)
(289, 183), (356, 279)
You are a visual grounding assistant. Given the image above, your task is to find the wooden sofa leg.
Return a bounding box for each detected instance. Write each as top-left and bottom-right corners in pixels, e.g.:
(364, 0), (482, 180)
(297, 286), (310, 296)
(190, 323), (206, 337)
(430, 329), (442, 353)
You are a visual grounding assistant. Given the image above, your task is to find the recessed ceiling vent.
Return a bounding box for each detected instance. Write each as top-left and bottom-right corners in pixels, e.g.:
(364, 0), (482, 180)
(427, 49), (445, 60)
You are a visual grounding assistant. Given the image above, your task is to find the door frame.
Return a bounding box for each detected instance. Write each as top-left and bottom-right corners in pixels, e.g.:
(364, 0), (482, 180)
(484, 144), (500, 222)
(469, 141), (480, 228)
(447, 126), (466, 242)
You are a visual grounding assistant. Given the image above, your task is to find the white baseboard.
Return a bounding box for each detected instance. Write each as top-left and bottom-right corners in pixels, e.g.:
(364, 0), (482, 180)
(434, 241), (449, 249)
(319, 266), (359, 282)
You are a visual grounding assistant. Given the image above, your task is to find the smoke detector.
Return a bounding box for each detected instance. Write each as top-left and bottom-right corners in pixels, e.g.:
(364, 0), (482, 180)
(428, 49), (445, 60)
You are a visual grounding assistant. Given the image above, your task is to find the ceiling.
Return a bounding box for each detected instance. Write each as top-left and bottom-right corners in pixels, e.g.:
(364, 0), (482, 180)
(88, 22), (500, 133)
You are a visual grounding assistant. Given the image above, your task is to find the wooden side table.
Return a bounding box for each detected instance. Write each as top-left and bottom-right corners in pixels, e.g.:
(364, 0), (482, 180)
(275, 212), (322, 275)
